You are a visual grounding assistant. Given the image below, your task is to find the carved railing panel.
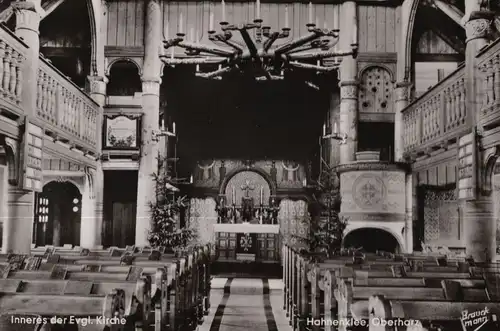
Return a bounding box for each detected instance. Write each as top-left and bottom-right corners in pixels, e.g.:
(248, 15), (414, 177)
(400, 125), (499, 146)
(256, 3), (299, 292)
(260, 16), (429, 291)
(402, 65), (466, 153)
(0, 25), (27, 116)
(477, 38), (500, 128)
(36, 58), (99, 153)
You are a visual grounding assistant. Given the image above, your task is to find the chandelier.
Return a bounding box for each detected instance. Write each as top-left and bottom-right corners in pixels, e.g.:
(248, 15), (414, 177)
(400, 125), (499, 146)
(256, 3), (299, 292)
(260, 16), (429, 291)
(160, 1), (358, 81)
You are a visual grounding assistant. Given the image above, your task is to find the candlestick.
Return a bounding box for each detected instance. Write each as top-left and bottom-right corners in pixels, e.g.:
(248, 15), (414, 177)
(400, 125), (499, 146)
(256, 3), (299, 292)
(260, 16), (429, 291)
(256, 0), (261, 19)
(284, 5), (289, 28)
(323, 124), (326, 136)
(209, 11), (214, 31)
(179, 12), (184, 34)
(308, 2), (313, 23)
(173, 122), (176, 134)
(222, 0), (226, 22)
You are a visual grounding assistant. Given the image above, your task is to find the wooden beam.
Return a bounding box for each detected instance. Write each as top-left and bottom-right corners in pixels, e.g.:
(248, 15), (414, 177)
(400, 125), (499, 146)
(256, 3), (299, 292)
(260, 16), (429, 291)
(430, 0), (464, 27)
(41, 0), (66, 20)
(0, 7), (13, 23)
(414, 53), (464, 62)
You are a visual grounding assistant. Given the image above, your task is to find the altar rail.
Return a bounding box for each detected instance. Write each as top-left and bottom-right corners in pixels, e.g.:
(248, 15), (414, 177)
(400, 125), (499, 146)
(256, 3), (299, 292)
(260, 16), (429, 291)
(0, 24), (100, 155)
(402, 64), (467, 155)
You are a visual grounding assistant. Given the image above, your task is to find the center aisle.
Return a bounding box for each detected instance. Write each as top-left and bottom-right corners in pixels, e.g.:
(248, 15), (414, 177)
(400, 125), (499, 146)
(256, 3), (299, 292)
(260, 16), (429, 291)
(199, 278), (292, 331)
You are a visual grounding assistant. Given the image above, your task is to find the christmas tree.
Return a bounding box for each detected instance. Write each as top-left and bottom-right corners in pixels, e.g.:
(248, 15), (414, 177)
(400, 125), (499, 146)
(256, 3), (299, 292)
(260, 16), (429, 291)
(293, 163), (348, 259)
(148, 156), (196, 253)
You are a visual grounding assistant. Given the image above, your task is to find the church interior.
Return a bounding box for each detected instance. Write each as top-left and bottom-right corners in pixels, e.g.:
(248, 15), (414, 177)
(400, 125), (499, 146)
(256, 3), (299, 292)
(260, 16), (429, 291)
(0, 0), (499, 330)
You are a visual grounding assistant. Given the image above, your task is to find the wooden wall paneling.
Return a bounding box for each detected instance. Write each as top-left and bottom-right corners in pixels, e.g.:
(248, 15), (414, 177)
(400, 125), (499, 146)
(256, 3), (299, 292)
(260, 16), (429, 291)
(385, 6), (395, 52)
(437, 163), (446, 186)
(366, 6), (377, 51)
(394, 5), (401, 76)
(116, 1), (127, 45)
(358, 4), (368, 51)
(135, 0), (144, 46)
(419, 170), (428, 185)
(375, 6), (386, 52)
(125, 0), (137, 46)
(428, 167), (437, 186)
(416, 30), (458, 55)
(447, 164), (456, 184)
(107, 0), (118, 45)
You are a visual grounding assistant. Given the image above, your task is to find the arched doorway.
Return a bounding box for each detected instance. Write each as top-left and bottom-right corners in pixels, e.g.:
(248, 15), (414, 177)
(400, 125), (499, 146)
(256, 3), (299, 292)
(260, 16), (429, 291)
(33, 181), (82, 247)
(343, 228), (401, 253)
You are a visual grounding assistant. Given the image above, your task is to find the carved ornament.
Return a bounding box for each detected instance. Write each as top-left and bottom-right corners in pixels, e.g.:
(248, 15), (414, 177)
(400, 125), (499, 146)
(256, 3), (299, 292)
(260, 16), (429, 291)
(12, 2), (40, 31)
(465, 18), (491, 42)
(395, 82), (412, 102)
(339, 81), (358, 100)
(141, 77), (161, 96)
(88, 76), (108, 95)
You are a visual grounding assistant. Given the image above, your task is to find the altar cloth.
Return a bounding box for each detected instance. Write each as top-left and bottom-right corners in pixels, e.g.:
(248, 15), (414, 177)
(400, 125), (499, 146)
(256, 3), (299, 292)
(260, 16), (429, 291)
(213, 223), (280, 234)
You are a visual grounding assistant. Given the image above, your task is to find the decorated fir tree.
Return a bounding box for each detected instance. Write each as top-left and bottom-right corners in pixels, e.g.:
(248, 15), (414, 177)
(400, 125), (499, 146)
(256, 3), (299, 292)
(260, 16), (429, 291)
(148, 156), (195, 253)
(293, 163), (348, 259)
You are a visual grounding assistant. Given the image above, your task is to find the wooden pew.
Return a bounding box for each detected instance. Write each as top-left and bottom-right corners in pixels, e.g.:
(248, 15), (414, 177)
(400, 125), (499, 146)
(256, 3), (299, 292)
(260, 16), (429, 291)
(367, 294), (500, 331)
(0, 289), (129, 331)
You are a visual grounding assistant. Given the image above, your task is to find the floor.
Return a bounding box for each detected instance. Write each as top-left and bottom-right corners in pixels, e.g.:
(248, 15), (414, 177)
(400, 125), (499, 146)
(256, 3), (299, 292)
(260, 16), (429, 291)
(198, 278), (292, 331)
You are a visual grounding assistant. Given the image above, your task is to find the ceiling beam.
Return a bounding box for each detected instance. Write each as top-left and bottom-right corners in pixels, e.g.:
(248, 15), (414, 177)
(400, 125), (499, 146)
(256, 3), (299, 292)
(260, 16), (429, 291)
(427, 0), (464, 28)
(0, 0), (66, 23)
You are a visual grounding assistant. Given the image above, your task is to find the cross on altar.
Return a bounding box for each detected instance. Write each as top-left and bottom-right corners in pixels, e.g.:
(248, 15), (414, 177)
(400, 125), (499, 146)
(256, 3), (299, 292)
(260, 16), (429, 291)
(240, 180), (255, 197)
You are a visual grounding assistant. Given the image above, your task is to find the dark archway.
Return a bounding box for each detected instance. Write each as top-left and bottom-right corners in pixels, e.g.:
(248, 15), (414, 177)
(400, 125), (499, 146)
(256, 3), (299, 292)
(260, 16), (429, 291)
(343, 228), (401, 253)
(33, 181), (82, 247)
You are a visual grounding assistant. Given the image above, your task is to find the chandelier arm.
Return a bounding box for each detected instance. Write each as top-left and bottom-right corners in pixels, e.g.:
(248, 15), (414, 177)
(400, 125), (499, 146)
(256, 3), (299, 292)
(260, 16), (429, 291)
(178, 41), (235, 57)
(274, 31), (322, 55)
(283, 45), (315, 55)
(287, 48), (357, 61)
(160, 57), (229, 65)
(195, 66), (232, 79)
(263, 32), (280, 52)
(239, 28), (271, 80)
(213, 35), (244, 53)
(289, 61), (337, 72)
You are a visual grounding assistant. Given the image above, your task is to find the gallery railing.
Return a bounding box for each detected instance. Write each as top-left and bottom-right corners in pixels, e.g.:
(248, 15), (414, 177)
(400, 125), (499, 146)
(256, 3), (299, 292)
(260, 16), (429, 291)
(402, 65), (467, 155)
(477, 37), (500, 130)
(0, 24), (101, 155)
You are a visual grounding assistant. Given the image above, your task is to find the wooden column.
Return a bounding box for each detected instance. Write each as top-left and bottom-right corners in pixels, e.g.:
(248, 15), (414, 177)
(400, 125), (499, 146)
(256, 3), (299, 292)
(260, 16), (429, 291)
(462, 2), (495, 262)
(136, 0), (162, 246)
(81, 76), (107, 248)
(405, 173), (413, 253)
(4, 1), (42, 254)
(394, 81), (411, 161)
(338, 1), (357, 165)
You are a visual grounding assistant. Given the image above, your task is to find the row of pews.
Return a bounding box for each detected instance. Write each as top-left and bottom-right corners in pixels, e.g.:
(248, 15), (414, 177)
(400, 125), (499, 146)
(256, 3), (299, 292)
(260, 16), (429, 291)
(283, 244), (500, 331)
(0, 244), (215, 331)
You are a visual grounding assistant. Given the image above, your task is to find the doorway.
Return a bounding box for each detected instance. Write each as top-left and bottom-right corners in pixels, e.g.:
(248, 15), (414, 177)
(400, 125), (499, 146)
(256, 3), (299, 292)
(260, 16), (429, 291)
(33, 181), (82, 247)
(343, 228), (400, 253)
(358, 121), (394, 162)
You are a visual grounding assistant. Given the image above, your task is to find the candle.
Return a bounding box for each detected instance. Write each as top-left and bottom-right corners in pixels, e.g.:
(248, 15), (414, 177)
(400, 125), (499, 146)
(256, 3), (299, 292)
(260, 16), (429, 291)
(256, 0), (260, 19)
(164, 22), (169, 39)
(209, 11), (214, 31)
(352, 17), (357, 45)
(284, 5), (289, 28)
(308, 2), (313, 23)
(232, 186), (235, 204)
(324, 19), (328, 30)
(196, 64), (200, 72)
(170, 47), (174, 59)
(323, 124), (326, 136)
(303, 178), (307, 187)
(333, 122), (338, 134)
(222, 0), (226, 21)
(260, 187), (263, 204)
(179, 12), (184, 33)
(315, 16), (319, 27)
(160, 119), (165, 131)
(190, 175), (193, 183)
(173, 122), (176, 133)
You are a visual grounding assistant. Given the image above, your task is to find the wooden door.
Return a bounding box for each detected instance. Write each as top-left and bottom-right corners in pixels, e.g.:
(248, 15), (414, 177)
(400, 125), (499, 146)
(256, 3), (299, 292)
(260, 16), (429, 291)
(112, 202), (136, 247)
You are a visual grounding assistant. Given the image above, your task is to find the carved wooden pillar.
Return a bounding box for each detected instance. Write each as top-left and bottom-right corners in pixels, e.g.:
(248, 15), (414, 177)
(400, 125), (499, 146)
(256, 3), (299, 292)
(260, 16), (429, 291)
(338, 1), (358, 165)
(394, 81), (411, 162)
(13, 1), (40, 116)
(136, 0), (162, 246)
(81, 76), (107, 248)
(404, 173), (413, 253)
(5, 1), (42, 254)
(461, 3), (495, 262)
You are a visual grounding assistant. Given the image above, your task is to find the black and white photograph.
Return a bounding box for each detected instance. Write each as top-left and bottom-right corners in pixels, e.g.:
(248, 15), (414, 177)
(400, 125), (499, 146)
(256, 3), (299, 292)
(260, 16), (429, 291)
(0, 0), (499, 330)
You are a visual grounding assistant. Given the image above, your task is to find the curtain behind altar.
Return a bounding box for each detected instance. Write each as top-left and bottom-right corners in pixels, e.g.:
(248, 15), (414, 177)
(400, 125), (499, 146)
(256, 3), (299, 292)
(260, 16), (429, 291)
(188, 198), (218, 244)
(279, 199), (309, 249)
